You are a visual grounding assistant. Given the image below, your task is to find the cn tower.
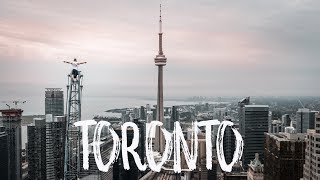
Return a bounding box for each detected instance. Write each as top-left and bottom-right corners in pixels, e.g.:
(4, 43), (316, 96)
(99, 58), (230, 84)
(154, 4), (167, 153)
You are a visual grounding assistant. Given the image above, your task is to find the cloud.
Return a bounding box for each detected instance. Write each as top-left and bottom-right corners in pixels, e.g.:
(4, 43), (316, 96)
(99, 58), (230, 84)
(0, 0), (319, 99)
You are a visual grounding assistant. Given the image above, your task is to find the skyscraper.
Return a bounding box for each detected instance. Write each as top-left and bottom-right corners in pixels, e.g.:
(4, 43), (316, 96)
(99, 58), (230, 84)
(282, 114), (291, 127)
(133, 107), (140, 119)
(134, 118), (146, 167)
(0, 130), (9, 180)
(242, 105), (269, 169)
(296, 108), (317, 133)
(140, 106), (146, 120)
(154, 4), (167, 152)
(303, 113), (320, 179)
(238, 97), (250, 136)
(0, 109), (23, 180)
(171, 106), (179, 131)
(271, 120), (282, 133)
(281, 114), (291, 132)
(46, 115), (66, 180)
(113, 127), (139, 180)
(27, 118), (46, 180)
(195, 132), (218, 180)
(151, 106), (157, 123)
(146, 110), (153, 123)
(223, 117), (236, 165)
(45, 88), (64, 117)
(44, 88), (66, 179)
(264, 132), (305, 180)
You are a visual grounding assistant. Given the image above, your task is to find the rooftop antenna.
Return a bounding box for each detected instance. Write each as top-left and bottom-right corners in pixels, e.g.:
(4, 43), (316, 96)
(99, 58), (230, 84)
(159, 3), (162, 33)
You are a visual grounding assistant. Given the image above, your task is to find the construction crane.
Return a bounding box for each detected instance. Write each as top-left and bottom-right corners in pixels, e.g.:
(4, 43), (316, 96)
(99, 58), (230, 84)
(298, 99), (305, 109)
(1, 100), (27, 109)
(63, 58), (85, 180)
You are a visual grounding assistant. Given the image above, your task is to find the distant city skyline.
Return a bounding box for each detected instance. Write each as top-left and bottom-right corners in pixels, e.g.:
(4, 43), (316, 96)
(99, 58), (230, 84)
(1, 0), (320, 102)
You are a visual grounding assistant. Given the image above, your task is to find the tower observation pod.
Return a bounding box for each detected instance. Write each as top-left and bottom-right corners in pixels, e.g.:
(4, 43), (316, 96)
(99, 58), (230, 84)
(63, 59), (86, 180)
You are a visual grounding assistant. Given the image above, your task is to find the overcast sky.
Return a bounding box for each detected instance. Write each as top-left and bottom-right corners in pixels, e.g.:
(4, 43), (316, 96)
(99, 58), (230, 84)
(0, 0), (320, 100)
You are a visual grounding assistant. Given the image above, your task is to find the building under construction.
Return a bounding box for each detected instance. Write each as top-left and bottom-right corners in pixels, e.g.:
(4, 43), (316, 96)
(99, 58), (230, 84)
(0, 108), (23, 180)
(0, 129), (9, 179)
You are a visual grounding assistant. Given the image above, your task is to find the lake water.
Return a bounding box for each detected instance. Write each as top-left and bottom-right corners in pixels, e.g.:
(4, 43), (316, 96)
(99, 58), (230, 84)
(19, 96), (214, 119)
(18, 96), (215, 149)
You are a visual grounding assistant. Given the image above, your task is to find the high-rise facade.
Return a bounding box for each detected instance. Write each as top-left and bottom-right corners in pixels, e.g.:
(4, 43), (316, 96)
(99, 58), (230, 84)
(271, 120), (282, 133)
(264, 132), (305, 180)
(133, 107), (140, 119)
(113, 128), (139, 180)
(223, 117), (236, 165)
(0, 109), (23, 180)
(242, 105), (269, 169)
(46, 115), (66, 180)
(196, 133), (218, 180)
(238, 97), (250, 136)
(140, 106), (146, 120)
(296, 108), (317, 133)
(134, 118), (146, 169)
(45, 88), (65, 180)
(27, 118), (47, 180)
(282, 114), (291, 127)
(170, 106), (179, 131)
(45, 88), (64, 117)
(146, 110), (153, 123)
(151, 106), (157, 123)
(303, 113), (320, 179)
(0, 130), (9, 180)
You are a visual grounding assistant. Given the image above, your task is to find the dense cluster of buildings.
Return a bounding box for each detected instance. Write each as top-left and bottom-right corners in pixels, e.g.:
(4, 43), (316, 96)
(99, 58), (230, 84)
(0, 89), (320, 180)
(0, 70), (319, 180)
(88, 97), (319, 180)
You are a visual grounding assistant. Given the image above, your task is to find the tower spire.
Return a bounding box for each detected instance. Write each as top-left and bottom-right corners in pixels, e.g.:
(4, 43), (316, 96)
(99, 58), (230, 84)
(159, 4), (162, 33)
(157, 3), (165, 57)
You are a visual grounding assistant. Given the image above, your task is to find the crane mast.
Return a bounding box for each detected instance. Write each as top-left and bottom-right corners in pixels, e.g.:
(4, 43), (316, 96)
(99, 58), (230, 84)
(63, 59), (85, 180)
